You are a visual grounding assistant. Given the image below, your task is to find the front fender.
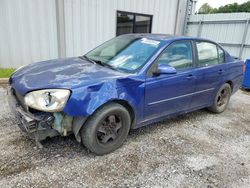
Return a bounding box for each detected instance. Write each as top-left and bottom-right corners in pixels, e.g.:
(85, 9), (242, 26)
(63, 77), (145, 121)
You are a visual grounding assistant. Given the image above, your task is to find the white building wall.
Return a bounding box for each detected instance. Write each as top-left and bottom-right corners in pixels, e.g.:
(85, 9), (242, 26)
(0, 0), (58, 68)
(0, 0), (188, 68)
(64, 0), (188, 57)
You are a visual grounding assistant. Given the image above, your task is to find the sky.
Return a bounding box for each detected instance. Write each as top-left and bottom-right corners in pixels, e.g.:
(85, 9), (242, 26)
(195, 0), (250, 11)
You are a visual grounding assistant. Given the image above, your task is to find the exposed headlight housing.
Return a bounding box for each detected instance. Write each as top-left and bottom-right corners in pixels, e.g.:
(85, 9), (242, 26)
(24, 89), (71, 112)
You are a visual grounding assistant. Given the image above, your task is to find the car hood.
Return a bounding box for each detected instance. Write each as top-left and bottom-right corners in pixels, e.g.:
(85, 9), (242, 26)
(10, 57), (127, 95)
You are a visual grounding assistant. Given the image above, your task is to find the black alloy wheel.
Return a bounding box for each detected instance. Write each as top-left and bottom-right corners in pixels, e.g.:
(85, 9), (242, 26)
(81, 102), (131, 155)
(208, 83), (231, 113)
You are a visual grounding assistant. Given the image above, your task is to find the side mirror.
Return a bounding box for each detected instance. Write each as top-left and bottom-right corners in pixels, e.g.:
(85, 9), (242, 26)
(153, 64), (177, 75)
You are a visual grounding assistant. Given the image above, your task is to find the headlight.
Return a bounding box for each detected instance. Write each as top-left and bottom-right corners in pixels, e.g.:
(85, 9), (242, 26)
(24, 89), (71, 112)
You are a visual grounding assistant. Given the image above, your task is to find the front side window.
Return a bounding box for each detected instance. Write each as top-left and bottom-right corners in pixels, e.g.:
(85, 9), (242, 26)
(85, 35), (163, 73)
(196, 42), (223, 67)
(117, 11), (152, 36)
(157, 41), (193, 70)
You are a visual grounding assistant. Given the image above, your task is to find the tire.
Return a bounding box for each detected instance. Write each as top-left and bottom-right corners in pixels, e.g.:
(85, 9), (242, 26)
(208, 83), (231, 113)
(81, 102), (131, 155)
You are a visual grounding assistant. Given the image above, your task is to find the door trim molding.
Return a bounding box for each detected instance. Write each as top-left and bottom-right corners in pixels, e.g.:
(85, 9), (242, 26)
(148, 88), (215, 106)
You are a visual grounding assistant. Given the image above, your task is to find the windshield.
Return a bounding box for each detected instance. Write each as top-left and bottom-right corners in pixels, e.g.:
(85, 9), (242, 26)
(85, 35), (163, 73)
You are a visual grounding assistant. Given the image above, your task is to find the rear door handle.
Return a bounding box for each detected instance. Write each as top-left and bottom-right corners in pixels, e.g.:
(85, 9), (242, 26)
(186, 74), (195, 80)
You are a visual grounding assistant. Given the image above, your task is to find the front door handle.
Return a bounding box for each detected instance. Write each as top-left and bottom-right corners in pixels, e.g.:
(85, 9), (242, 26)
(218, 69), (225, 74)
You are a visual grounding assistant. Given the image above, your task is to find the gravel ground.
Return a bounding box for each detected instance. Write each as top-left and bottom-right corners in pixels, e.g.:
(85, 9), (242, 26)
(0, 86), (249, 188)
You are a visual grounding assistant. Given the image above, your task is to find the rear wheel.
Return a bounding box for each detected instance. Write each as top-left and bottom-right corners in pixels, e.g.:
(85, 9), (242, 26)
(208, 83), (231, 113)
(81, 103), (131, 155)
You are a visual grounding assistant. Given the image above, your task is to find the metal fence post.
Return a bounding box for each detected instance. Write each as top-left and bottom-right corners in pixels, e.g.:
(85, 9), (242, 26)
(239, 18), (250, 58)
(183, 0), (192, 35)
(55, 0), (66, 58)
(197, 20), (203, 37)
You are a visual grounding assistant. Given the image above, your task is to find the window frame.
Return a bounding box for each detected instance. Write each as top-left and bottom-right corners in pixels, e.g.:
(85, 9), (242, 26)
(217, 45), (226, 64)
(116, 11), (153, 36)
(147, 40), (196, 76)
(194, 40), (226, 68)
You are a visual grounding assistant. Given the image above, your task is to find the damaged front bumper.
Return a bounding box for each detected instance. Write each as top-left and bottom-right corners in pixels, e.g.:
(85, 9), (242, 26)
(7, 87), (87, 143)
(7, 87), (60, 142)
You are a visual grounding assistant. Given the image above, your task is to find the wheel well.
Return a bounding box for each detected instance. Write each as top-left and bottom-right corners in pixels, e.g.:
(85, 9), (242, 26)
(226, 80), (233, 91)
(110, 100), (136, 129)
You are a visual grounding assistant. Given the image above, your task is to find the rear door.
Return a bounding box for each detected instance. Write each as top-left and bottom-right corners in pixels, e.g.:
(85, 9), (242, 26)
(144, 40), (196, 120)
(190, 41), (227, 109)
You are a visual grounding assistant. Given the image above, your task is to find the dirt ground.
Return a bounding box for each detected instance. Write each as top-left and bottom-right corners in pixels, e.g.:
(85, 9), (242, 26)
(0, 87), (249, 188)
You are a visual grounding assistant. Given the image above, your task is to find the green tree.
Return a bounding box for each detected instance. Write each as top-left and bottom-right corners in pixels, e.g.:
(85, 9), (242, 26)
(239, 1), (250, 12)
(198, 1), (250, 14)
(198, 3), (213, 14)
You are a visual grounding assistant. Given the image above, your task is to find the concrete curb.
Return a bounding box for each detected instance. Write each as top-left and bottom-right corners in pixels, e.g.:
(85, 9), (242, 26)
(0, 78), (9, 86)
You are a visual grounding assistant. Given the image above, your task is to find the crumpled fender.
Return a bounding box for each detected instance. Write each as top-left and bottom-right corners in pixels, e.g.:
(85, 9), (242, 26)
(63, 76), (145, 123)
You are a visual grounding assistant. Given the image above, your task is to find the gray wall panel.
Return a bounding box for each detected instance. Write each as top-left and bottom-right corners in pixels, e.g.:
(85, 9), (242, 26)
(186, 13), (250, 60)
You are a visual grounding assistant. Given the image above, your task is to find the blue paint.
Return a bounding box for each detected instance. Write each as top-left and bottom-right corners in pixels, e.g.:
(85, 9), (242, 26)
(10, 34), (244, 129)
(243, 59), (250, 89)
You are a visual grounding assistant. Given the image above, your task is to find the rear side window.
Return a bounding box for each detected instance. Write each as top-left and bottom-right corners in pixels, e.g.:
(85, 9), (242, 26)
(157, 41), (193, 70)
(196, 42), (219, 67)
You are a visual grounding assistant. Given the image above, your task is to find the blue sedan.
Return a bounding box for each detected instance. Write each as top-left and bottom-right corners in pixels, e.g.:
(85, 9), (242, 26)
(8, 34), (244, 155)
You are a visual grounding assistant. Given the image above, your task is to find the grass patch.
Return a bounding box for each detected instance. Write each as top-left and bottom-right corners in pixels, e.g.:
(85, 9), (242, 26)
(0, 68), (16, 78)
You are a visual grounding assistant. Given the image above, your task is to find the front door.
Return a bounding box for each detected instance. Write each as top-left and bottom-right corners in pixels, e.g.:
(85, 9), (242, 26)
(144, 41), (196, 120)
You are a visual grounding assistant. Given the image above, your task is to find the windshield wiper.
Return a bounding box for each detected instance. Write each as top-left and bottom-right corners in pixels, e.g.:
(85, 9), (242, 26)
(103, 63), (117, 71)
(94, 60), (117, 71)
(80, 55), (117, 71)
(79, 55), (97, 64)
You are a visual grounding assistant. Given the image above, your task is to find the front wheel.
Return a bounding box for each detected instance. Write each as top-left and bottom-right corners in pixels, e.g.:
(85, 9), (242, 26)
(81, 102), (131, 155)
(208, 83), (231, 113)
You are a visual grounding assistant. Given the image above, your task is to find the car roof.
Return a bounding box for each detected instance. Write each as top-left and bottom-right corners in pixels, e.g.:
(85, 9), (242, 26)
(121, 33), (213, 43)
